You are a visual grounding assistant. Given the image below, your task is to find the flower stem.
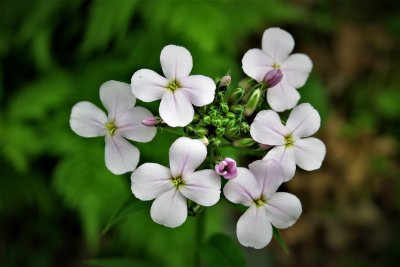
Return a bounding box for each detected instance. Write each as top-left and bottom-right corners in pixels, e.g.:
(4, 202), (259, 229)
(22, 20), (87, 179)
(195, 209), (205, 267)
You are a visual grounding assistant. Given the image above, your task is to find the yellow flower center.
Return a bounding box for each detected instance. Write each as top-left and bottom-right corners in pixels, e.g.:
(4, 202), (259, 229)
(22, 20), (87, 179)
(272, 63), (280, 69)
(254, 198), (265, 207)
(105, 121), (117, 136)
(168, 80), (180, 91)
(172, 176), (184, 187)
(284, 134), (294, 147)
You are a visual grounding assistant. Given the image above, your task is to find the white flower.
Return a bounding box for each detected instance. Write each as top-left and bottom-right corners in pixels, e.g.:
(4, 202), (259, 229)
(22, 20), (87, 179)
(131, 137), (221, 228)
(242, 28), (313, 112)
(70, 81), (157, 175)
(223, 159), (302, 249)
(131, 45), (216, 127)
(250, 103), (326, 181)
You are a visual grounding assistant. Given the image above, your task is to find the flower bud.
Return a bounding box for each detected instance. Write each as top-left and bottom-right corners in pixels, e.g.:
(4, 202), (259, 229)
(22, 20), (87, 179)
(199, 136), (209, 146)
(215, 158), (238, 179)
(220, 103), (229, 113)
(219, 75), (231, 87)
(194, 127), (209, 136)
(228, 88), (244, 103)
(142, 116), (159, 126)
(225, 126), (240, 137)
(230, 105), (244, 114)
(233, 138), (255, 147)
(244, 88), (261, 116)
(215, 127), (225, 136)
(203, 115), (211, 125)
(264, 68), (283, 88)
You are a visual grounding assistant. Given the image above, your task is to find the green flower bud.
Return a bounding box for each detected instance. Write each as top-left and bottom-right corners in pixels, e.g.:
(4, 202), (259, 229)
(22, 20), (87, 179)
(194, 127), (209, 136)
(209, 137), (221, 146)
(240, 122), (250, 131)
(225, 127), (240, 137)
(203, 115), (211, 125)
(212, 119), (223, 128)
(215, 127), (225, 136)
(233, 138), (255, 147)
(226, 112), (236, 120)
(226, 120), (236, 128)
(220, 103), (229, 113)
(228, 88), (244, 103)
(230, 105), (244, 114)
(244, 88), (261, 116)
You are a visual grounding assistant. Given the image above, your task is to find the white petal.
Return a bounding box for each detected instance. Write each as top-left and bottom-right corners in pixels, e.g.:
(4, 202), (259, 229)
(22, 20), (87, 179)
(150, 189), (187, 228)
(237, 205), (273, 249)
(281, 53), (313, 88)
(248, 159), (284, 198)
(264, 145), (296, 182)
(180, 75), (216, 107)
(131, 69), (168, 102)
(250, 110), (288, 146)
(266, 78), (300, 112)
(117, 106), (157, 142)
(159, 90), (194, 127)
(180, 169), (221, 206)
(131, 163), (173, 201)
(223, 168), (261, 206)
(169, 137), (207, 177)
(70, 101), (107, 137)
(293, 137), (326, 171)
(160, 45), (193, 80)
(286, 103), (321, 138)
(262, 28), (294, 64)
(265, 192), (302, 229)
(105, 135), (139, 175)
(99, 80), (135, 120)
(241, 48), (273, 82)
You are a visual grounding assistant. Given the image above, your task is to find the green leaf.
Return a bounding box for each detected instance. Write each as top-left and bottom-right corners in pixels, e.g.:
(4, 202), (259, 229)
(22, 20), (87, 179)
(85, 258), (149, 267)
(273, 226), (290, 254)
(201, 233), (247, 267)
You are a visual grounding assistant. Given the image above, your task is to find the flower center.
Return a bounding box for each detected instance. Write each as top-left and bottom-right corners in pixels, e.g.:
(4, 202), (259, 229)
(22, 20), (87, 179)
(272, 63), (280, 69)
(172, 176), (184, 187)
(167, 80), (180, 92)
(105, 121), (117, 136)
(254, 198), (265, 207)
(284, 134), (294, 147)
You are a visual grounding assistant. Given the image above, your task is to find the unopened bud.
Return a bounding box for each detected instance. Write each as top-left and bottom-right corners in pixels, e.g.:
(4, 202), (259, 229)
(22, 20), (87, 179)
(225, 127), (240, 137)
(233, 138), (255, 147)
(219, 75), (231, 87)
(199, 136), (209, 146)
(228, 88), (244, 103)
(194, 127), (209, 136)
(142, 116), (159, 126)
(244, 88), (261, 116)
(215, 158), (238, 179)
(215, 127), (225, 136)
(220, 103), (229, 113)
(203, 115), (211, 125)
(230, 105), (244, 114)
(264, 68), (283, 88)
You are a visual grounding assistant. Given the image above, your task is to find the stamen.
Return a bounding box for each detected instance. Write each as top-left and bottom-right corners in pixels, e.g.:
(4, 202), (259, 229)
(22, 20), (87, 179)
(105, 122), (117, 136)
(172, 176), (184, 187)
(284, 134), (294, 147)
(167, 80), (180, 91)
(254, 198), (265, 207)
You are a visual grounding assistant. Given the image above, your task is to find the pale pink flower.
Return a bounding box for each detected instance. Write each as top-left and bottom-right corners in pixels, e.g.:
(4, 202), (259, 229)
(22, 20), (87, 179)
(70, 81), (156, 175)
(224, 160), (302, 249)
(215, 158), (238, 179)
(131, 137), (221, 228)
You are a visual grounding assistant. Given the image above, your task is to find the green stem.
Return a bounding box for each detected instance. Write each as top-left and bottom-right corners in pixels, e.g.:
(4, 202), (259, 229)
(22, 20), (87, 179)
(195, 210), (205, 267)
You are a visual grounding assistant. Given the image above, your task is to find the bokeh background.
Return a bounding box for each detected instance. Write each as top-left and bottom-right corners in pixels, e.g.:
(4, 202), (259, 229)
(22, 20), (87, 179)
(1, 0), (400, 266)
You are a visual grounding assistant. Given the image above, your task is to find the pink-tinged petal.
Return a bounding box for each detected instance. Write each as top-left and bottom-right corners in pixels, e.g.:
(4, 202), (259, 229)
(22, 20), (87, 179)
(105, 135), (139, 175)
(265, 192), (302, 229)
(241, 48), (274, 82)
(266, 78), (300, 112)
(250, 110), (288, 146)
(180, 169), (221, 206)
(293, 137), (326, 171)
(150, 189), (187, 228)
(70, 101), (107, 138)
(117, 106), (157, 143)
(159, 90), (194, 127)
(131, 69), (168, 102)
(264, 145), (296, 182)
(223, 168), (261, 207)
(261, 28), (294, 64)
(131, 163), (173, 201)
(248, 159), (284, 198)
(237, 205), (273, 249)
(160, 45), (193, 80)
(281, 53), (313, 88)
(169, 137), (207, 177)
(100, 80), (135, 120)
(286, 103), (321, 138)
(180, 75), (216, 107)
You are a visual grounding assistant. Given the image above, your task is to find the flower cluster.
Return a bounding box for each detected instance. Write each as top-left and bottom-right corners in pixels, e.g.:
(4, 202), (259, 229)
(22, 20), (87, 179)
(70, 27), (326, 249)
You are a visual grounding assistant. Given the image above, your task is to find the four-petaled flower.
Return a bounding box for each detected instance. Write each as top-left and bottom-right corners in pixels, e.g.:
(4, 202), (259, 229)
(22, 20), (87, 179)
(131, 137), (221, 228)
(242, 28), (313, 112)
(250, 103), (326, 181)
(224, 159), (302, 249)
(131, 45), (216, 127)
(70, 81), (157, 174)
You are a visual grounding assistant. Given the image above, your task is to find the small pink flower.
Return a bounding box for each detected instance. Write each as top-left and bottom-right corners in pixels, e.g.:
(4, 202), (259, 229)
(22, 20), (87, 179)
(215, 158), (238, 179)
(141, 116), (159, 126)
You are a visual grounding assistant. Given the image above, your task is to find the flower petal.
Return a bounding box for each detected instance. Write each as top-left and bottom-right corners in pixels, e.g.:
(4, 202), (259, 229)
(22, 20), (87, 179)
(105, 135), (139, 175)
(169, 137), (207, 177)
(281, 53), (313, 88)
(223, 168), (261, 206)
(262, 28), (294, 64)
(159, 90), (194, 127)
(160, 45), (193, 80)
(237, 205), (273, 249)
(131, 69), (168, 102)
(241, 48), (273, 82)
(286, 103), (321, 138)
(180, 169), (221, 206)
(180, 75), (216, 106)
(266, 78), (300, 112)
(70, 101), (107, 137)
(250, 110), (288, 146)
(99, 80), (135, 120)
(294, 137), (326, 171)
(150, 189), (187, 228)
(131, 163), (173, 200)
(265, 192), (302, 229)
(248, 159), (284, 198)
(117, 106), (157, 142)
(264, 145), (296, 182)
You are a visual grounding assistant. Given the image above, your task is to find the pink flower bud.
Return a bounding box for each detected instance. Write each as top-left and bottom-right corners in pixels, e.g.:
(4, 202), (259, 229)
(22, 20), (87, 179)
(219, 75), (231, 87)
(142, 116), (159, 126)
(215, 157), (238, 179)
(264, 68), (283, 88)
